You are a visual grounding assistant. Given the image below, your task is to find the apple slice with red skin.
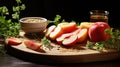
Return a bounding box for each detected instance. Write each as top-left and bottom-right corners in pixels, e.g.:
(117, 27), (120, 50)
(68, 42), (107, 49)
(62, 34), (78, 46)
(77, 28), (88, 43)
(56, 28), (81, 45)
(24, 40), (42, 51)
(49, 26), (63, 40)
(72, 28), (81, 35)
(6, 37), (22, 45)
(58, 22), (77, 33)
(45, 25), (56, 38)
(56, 33), (72, 45)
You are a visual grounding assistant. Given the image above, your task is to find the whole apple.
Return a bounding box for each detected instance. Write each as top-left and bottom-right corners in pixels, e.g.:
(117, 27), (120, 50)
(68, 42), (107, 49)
(88, 22), (110, 42)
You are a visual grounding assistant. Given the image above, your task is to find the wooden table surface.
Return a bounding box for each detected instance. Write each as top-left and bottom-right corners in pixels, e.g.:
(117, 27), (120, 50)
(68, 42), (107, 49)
(0, 52), (120, 67)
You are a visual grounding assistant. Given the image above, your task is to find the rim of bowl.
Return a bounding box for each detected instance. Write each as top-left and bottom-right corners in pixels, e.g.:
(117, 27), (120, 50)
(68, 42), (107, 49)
(19, 17), (47, 23)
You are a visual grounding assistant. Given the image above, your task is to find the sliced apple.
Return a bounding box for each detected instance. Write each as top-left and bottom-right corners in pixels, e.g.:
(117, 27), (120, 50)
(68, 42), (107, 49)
(72, 28), (81, 35)
(80, 22), (94, 29)
(45, 25), (56, 38)
(58, 22), (77, 33)
(24, 40), (42, 51)
(49, 26), (63, 40)
(62, 34), (78, 46)
(56, 33), (72, 45)
(6, 37), (22, 45)
(77, 28), (88, 43)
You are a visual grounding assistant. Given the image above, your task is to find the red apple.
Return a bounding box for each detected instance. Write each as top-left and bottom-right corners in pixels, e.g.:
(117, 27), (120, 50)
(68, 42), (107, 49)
(88, 22), (110, 42)
(62, 34), (78, 46)
(24, 40), (42, 51)
(49, 26), (63, 40)
(6, 37), (22, 45)
(45, 25), (56, 38)
(77, 28), (88, 43)
(58, 22), (77, 33)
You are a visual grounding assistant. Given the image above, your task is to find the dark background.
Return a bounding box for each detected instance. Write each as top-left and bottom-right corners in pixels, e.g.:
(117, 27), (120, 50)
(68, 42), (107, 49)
(0, 0), (119, 27)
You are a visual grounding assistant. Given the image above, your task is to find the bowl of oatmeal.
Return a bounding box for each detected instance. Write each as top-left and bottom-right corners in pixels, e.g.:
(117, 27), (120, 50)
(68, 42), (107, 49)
(20, 17), (48, 33)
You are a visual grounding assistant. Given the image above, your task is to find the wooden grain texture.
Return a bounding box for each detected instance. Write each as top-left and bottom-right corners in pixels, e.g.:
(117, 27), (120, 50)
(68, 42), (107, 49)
(5, 31), (120, 63)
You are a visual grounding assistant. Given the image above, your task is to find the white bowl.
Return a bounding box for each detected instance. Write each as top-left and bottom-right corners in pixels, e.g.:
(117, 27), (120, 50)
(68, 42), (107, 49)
(20, 17), (48, 33)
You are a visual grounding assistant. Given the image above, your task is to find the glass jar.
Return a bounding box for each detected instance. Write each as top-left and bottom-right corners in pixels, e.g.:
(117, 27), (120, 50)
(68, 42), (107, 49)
(90, 10), (109, 23)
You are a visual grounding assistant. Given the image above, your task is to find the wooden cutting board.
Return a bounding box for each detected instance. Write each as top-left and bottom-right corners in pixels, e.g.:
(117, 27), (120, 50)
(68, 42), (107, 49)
(5, 31), (120, 63)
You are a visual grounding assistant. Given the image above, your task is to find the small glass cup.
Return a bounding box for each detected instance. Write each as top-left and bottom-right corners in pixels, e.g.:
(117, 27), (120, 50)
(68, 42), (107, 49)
(89, 10), (109, 23)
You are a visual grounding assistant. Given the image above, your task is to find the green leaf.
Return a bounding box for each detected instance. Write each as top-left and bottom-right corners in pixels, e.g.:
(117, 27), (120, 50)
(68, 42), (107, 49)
(41, 37), (53, 50)
(16, 0), (21, 4)
(20, 4), (26, 10)
(53, 15), (61, 25)
(0, 16), (6, 22)
(13, 6), (20, 12)
(54, 15), (61, 22)
(61, 19), (65, 22)
(95, 42), (105, 51)
(41, 37), (51, 46)
(2, 6), (8, 13)
(86, 41), (94, 49)
(7, 19), (12, 23)
(0, 6), (9, 15)
(12, 12), (19, 19)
